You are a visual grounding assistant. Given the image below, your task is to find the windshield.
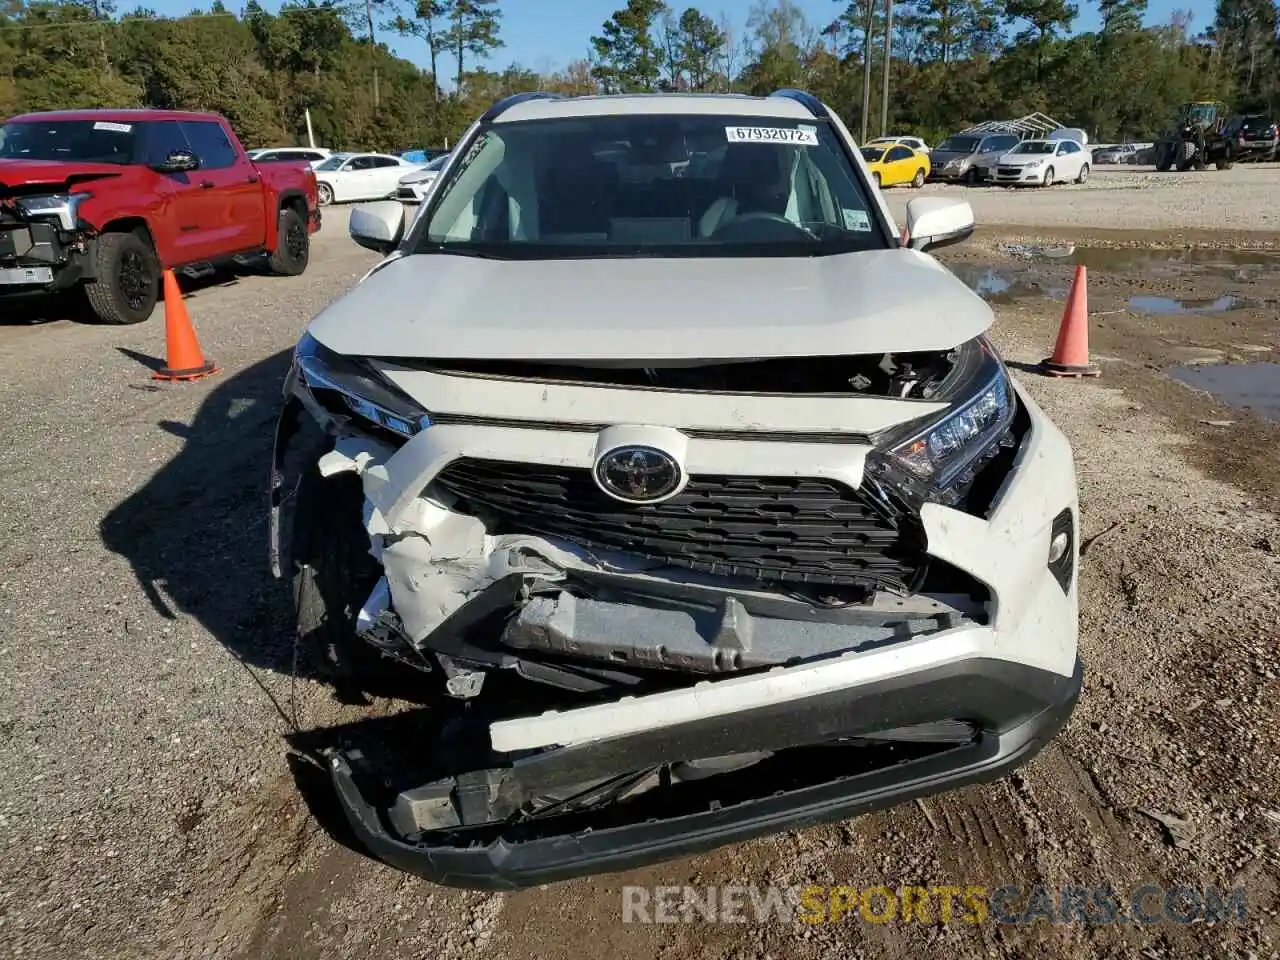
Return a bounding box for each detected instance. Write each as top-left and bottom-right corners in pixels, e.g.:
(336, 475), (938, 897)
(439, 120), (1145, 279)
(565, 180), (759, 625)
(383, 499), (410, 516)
(936, 136), (980, 153)
(414, 114), (884, 260)
(1011, 141), (1054, 155)
(860, 147), (885, 162)
(0, 119), (139, 164)
(316, 155), (348, 171)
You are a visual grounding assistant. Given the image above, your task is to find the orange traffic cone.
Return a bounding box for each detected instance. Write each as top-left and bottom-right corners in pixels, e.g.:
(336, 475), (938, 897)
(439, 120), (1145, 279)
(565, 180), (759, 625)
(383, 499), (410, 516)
(1039, 264), (1100, 378)
(153, 269), (218, 381)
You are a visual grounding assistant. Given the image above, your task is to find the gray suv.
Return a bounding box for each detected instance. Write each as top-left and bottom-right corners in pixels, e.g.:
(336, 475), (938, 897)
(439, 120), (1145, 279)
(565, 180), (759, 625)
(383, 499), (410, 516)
(929, 132), (1021, 184)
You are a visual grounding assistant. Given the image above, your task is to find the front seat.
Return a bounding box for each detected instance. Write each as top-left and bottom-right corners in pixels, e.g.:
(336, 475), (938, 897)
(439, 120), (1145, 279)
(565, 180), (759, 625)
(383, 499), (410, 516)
(698, 145), (791, 238)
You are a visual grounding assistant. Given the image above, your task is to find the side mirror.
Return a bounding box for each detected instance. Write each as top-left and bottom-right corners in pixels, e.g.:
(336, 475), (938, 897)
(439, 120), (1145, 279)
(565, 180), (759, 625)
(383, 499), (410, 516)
(152, 149), (199, 174)
(905, 197), (974, 253)
(349, 200), (406, 255)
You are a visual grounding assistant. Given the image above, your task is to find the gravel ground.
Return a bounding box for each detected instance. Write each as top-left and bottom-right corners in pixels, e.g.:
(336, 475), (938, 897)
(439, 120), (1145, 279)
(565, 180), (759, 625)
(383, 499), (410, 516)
(881, 163), (1280, 235)
(1, 188), (1278, 960)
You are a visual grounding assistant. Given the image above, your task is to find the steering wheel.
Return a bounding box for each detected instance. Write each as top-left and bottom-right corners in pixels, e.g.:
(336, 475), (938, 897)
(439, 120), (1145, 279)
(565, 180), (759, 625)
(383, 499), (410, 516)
(711, 211), (815, 243)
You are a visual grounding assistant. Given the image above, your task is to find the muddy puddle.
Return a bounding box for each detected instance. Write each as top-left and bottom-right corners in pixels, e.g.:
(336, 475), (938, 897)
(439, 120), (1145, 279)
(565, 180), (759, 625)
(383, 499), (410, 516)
(1169, 362), (1280, 422)
(997, 242), (1280, 279)
(1128, 294), (1245, 314)
(949, 243), (1279, 310)
(946, 263), (1068, 303)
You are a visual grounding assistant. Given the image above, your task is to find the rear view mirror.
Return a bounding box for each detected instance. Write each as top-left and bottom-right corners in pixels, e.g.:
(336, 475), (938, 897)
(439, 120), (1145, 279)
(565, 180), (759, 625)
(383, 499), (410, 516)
(349, 200), (406, 255)
(905, 197), (974, 252)
(152, 149), (199, 174)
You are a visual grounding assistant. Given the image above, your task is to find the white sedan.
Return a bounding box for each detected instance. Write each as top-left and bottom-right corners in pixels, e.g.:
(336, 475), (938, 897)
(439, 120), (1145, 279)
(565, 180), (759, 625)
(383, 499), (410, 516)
(246, 147), (333, 168)
(991, 139), (1091, 187)
(313, 153), (423, 205)
(865, 135), (930, 154)
(394, 153), (451, 203)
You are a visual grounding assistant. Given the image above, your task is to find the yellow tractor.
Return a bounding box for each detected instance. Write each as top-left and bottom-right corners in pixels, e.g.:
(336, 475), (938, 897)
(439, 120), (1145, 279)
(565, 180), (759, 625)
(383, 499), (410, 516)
(1154, 101), (1234, 171)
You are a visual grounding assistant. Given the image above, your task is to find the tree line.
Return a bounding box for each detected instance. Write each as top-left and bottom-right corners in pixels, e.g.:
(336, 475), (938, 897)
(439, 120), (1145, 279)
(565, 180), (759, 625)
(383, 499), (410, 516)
(0, 0), (1276, 153)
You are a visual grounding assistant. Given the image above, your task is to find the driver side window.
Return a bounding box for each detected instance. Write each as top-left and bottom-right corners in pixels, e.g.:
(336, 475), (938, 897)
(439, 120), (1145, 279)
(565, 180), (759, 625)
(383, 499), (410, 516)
(143, 121), (192, 166)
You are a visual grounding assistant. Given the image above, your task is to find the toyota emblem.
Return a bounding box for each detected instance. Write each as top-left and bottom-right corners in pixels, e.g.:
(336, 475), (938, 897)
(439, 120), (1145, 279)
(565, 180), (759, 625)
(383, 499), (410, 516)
(594, 445), (683, 504)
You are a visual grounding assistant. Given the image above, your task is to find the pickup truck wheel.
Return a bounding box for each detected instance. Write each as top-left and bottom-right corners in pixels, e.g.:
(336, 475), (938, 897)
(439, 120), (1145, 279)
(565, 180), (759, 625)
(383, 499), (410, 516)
(84, 231), (160, 325)
(268, 207), (310, 276)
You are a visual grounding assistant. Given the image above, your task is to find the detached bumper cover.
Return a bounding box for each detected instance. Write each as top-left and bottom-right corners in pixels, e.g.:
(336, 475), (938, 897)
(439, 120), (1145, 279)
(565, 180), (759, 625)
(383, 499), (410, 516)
(329, 655), (1083, 890)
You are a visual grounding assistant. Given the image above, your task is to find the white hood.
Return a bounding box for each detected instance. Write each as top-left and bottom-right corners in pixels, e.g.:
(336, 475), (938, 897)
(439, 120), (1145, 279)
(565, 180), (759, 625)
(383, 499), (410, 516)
(998, 152), (1045, 166)
(307, 248), (993, 361)
(399, 168), (439, 186)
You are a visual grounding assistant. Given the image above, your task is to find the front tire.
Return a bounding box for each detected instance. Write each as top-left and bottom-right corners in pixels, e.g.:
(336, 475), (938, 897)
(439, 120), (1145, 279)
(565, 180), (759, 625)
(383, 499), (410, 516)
(84, 230), (160, 325)
(1042, 166), (1055, 187)
(911, 168), (926, 188)
(1075, 163), (1090, 184)
(316, 182), (334, 206)
(267, 206), (310, 276)
(291, 458), (390, 691)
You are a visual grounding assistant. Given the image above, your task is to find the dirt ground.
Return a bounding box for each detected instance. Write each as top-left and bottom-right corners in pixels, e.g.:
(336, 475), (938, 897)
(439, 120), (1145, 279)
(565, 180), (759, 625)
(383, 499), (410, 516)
(2, 174), (1279, 960)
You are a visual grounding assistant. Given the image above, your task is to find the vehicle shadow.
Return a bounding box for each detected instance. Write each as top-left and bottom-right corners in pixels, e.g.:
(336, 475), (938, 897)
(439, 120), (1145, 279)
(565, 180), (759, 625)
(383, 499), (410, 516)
(100, 348), (299, 679)
(100, 349), (450, 861)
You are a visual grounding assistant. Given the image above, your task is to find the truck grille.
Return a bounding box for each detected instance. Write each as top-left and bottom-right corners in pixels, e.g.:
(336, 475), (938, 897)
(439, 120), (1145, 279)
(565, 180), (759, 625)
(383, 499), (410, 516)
(432, 458), (925, 591)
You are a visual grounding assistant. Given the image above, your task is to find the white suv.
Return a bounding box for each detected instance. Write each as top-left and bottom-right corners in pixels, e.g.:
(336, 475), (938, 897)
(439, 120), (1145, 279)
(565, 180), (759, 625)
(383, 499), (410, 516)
(270, 90), (1082, 889)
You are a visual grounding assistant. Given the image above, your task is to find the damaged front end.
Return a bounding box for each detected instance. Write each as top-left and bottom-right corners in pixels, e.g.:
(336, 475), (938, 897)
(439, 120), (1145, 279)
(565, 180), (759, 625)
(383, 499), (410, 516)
(270, 332), (1082, 889)
(0, 183), (102, 292)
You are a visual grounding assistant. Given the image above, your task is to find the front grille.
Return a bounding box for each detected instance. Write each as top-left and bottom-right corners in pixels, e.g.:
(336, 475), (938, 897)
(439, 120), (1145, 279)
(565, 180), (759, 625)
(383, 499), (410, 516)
(432, 459), (925, 591)
(996, 166), (1021, 176)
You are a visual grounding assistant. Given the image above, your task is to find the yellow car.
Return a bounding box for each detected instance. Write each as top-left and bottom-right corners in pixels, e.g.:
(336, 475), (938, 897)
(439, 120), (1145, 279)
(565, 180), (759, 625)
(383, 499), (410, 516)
(861, 144), (931, 189)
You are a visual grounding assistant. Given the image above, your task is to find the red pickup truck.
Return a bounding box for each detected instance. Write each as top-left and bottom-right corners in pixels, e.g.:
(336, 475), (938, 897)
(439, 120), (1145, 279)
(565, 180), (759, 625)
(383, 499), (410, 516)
(0, 108), (321, 324)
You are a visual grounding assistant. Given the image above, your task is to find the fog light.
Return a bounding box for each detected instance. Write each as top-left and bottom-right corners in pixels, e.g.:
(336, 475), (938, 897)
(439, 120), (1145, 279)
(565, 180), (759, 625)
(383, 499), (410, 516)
(1048, 530), (1070, 565)
(1047, 509), (1074, 594)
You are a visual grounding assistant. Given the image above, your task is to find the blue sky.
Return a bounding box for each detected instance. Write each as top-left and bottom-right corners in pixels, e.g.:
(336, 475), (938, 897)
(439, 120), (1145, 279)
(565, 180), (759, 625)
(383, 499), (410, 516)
(142, 0), (1216, 74)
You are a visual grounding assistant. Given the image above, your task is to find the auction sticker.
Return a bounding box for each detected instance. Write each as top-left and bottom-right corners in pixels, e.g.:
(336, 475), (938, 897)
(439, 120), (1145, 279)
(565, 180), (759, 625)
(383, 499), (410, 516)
(842, 209), (872, 232)
(93, 121), (133, 133)
(725, 126), (818, 146)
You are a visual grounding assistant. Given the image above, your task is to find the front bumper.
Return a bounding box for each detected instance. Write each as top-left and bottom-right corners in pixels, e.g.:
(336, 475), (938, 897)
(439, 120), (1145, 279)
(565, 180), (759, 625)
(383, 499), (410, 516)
(332, 655), (1082, 890)
(0, 216), (90, 293)
(929, 165), (985, 182)
(287, 370), (1082, 887)
(993, 166), (1047, 184)
(396, 183), (430, 202)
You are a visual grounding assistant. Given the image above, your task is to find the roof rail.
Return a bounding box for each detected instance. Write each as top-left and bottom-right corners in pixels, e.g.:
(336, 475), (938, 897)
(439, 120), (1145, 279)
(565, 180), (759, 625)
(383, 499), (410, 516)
(769, 89), (830, 120)
(482, 91), (565, 123)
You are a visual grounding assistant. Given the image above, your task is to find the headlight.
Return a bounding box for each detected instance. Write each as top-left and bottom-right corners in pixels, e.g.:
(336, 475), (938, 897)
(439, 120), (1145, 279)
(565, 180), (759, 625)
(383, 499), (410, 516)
(1025, 158), (1044, 167)
(944, 159), (961, 169)
(292, 332), (430, 439)
(866, 338), (1018, 508)
(14, 192), (92, 231)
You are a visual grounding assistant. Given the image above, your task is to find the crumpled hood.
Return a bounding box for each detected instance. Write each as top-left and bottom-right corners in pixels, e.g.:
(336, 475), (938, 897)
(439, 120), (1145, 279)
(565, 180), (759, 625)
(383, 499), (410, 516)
(308, 247), (993, 361)
(0, 159), (125, 190)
